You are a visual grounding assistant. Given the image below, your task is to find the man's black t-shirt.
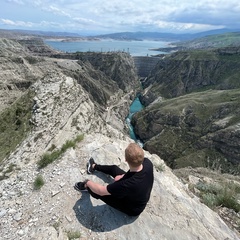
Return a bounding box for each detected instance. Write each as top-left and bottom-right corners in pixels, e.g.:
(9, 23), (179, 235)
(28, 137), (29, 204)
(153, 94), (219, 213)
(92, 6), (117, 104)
(107, 158), (154, 215)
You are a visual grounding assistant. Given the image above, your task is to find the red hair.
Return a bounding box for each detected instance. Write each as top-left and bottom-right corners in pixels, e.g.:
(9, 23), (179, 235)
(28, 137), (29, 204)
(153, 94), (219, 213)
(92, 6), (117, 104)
(125, 143), (144, 167)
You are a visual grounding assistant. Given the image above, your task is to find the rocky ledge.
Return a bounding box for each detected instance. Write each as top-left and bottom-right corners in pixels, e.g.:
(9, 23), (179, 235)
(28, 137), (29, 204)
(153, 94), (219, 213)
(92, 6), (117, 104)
(1, 133), (240, 240)
(0, 71), (239, 240)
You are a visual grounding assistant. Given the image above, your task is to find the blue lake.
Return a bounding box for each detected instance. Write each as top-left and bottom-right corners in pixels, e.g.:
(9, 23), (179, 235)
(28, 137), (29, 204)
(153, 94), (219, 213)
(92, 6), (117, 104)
(45, 39), (171, 56)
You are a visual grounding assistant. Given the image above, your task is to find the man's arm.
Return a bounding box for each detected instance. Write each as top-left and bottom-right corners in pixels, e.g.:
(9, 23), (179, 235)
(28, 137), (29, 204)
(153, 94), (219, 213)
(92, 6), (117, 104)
(114, 174), (125, 181)
(85, 180), (111, 196)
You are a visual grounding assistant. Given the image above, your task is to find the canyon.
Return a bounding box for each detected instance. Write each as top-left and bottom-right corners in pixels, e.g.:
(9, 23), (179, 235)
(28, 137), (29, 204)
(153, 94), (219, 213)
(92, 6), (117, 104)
(0, 37), (239, 239)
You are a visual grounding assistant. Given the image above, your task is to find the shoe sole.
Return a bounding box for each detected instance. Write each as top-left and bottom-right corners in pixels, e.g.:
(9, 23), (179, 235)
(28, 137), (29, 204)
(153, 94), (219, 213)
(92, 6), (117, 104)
(87, 164), (91, 174)
(74, 185), (88, 192)
(87, 160), (93, 174)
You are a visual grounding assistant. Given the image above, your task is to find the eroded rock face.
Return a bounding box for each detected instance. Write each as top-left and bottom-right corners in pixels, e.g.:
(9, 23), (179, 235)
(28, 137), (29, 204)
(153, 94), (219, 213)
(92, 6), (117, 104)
(0, 38), (46, 112)
(132, 89), (240, 173)
(140, 48), (240, 105)
(50, 51), (139, 92)
(0, 37), (240, 240)
(207, 127), (240, 164)
(76, 52), (139, 92)
(0, 38), (140, 162)
(132, 48), (240, 174)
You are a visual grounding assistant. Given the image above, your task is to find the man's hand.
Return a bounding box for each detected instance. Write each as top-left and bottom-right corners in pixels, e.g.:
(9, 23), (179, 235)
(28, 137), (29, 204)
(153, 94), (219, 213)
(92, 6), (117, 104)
(114, 174), (125, 181)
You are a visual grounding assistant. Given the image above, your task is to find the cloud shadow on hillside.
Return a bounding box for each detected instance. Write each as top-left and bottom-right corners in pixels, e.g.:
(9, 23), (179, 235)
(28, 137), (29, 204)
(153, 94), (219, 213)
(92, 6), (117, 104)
(73, 191), (138, 232)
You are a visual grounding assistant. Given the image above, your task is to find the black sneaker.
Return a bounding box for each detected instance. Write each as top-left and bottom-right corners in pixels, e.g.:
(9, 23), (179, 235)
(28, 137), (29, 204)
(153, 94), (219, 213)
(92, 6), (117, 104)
(87, 157), (95, 174)
(74, 181), (88, 192)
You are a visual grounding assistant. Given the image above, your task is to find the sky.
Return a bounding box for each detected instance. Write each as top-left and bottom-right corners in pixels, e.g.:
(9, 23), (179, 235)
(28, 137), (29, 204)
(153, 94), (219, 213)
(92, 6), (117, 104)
(0, 0), (240, 35)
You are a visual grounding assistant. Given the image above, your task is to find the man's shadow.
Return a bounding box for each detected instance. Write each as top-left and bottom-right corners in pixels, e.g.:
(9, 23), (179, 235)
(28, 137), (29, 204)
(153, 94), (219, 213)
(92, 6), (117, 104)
(73, 172), (138, 232)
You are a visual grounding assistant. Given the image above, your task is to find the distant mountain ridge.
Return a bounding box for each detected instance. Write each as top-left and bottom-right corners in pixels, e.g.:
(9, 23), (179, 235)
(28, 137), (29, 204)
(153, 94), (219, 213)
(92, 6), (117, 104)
(1, 28), (240, 42)
(93, 29), (240, 41)
(0, 28), (81, 37)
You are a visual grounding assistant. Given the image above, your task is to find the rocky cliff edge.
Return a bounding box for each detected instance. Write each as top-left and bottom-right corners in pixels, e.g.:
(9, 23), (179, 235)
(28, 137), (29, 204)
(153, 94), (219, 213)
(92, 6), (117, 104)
(0, 74), (239, 240)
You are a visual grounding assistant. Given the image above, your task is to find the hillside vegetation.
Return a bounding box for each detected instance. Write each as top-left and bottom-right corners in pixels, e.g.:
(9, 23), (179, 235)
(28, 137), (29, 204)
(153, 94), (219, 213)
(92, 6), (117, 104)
(152, 32), (240, 53)
(140, 47), (240, 103)
(133, 47), (240, 174)
(0, 37), (139, 167)
(175, 32), (240, 49)
(133, 89), (240, 173)
(0, 90), (34, 166)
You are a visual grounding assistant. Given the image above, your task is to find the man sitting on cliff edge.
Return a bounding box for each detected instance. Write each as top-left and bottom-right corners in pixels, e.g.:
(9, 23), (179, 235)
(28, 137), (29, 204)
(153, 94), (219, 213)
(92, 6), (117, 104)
(74, 143), (154, 216)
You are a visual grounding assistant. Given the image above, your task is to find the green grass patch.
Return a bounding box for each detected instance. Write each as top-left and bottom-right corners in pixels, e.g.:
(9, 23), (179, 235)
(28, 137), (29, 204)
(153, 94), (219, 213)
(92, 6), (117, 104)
(196, 181), (240, 212)
(48, 144), (56, 152)
(60, 140), (76, 153)
(33, 175), (45, 190)
(37, 134), (84, 169)
(74, 134), (84, 142)
(0, 90), (34, 165)
(152, 89), (240, 113)
(67, 230), (81, 240)
(176, 32), (240, 49)
(155, 163), (165, 172)
(38, 151), (62, 169)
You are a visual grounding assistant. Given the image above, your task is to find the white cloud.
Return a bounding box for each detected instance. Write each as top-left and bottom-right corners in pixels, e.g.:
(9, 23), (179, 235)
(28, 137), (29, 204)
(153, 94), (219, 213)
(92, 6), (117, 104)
(1, 0), (240, 33)
(6, 0), (24, 4)
(1, 18), (33, 27)
(42, 5), (70, 17)
(0, 18), (69, 31)
(73, 17), (97, 25)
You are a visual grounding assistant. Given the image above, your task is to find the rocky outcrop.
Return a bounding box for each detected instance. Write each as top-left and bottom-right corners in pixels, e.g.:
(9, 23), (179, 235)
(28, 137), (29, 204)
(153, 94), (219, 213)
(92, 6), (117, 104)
(0, 37), (240, 240)
(76, 52), (139, 92)
(0, 38), (138, 166)
(0, 109), (239, 240)
(140, 48), (240, 105)
(4, 100), (240, 240)
(17, 38), (59, 55)
(0, 38), (46, 113)
(50, 52), (140, 93)
(132, 90), (240, 174)
(1, 133), (240, 240)
(132, 47), (240, 174)
(132, 89), (240, 174)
